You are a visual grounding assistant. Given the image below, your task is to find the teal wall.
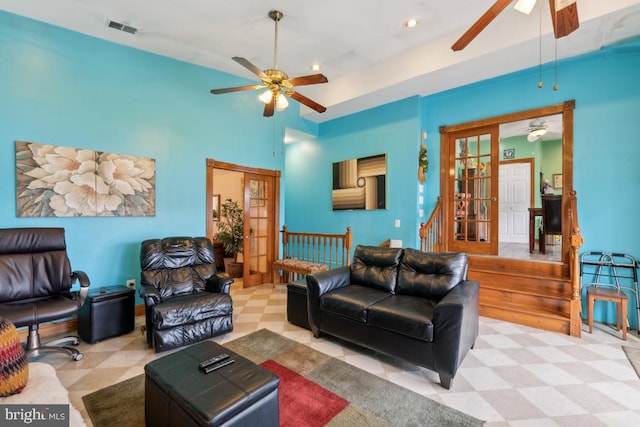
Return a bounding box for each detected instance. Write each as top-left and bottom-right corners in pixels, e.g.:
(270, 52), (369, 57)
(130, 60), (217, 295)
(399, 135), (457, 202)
(284, 38), (640, 327)
(284, 97), (422, 249)
(420, 39), (640, 259)
(0, 11), (311, 297)
(1, 10), (639, 327)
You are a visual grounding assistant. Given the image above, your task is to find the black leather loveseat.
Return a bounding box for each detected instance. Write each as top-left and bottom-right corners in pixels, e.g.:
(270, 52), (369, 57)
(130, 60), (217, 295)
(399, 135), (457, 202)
(306, 245), (479, 389)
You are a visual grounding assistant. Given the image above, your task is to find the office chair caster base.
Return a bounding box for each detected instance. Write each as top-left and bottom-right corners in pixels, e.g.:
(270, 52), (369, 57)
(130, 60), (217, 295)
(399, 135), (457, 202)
(25, 327), (84, 361)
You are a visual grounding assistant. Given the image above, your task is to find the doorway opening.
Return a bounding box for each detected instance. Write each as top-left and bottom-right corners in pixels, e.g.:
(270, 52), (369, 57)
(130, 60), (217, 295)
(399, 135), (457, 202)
(206, 159), (281, 287)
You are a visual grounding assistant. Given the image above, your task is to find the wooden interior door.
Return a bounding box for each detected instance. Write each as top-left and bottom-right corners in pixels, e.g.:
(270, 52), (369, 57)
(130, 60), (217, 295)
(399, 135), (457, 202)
(242, 173), (276, 287)
(206, 159), (280, 288)
(499, 160), (533, 244)
(446, 125), (499, 255)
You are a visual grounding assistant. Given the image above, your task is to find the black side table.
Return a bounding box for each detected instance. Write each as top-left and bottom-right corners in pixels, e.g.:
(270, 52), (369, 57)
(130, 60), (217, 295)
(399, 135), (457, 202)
(78, 285), (135, 343)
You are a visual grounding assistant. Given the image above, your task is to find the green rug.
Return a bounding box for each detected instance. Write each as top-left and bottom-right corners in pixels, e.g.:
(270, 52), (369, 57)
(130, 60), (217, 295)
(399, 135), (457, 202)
(83, 329), (484, 426)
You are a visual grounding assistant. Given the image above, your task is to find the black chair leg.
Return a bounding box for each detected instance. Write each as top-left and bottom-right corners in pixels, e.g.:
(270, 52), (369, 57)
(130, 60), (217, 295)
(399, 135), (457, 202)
(25, 325), (83, 361)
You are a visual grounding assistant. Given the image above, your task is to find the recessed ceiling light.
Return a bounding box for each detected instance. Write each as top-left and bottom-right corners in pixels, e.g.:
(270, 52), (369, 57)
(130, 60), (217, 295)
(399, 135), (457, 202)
(311, 64), (321, 71)
(404, 19), (419, 29)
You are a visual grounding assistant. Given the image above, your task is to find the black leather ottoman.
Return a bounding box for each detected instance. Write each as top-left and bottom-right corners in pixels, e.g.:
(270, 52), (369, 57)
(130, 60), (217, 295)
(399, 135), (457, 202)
(145, 340), (279, 427)
(286, 279), (310, 330)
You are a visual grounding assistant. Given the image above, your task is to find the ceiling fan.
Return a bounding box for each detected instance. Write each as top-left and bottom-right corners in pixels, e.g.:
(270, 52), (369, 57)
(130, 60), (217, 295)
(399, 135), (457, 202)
(210, 10), (328, 117)
(527, 119), (549, 142)
(451, 0), (579, 51)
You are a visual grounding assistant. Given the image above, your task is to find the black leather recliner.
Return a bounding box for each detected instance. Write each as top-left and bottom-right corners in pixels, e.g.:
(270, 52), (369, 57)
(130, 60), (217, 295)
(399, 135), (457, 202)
(0, 227), (90, 361)
(140, 236), (234, 353)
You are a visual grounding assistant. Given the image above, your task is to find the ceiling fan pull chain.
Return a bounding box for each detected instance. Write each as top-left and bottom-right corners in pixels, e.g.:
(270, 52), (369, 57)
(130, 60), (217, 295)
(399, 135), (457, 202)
(538, 1), (543, 88)
(553, 38), (559, 91)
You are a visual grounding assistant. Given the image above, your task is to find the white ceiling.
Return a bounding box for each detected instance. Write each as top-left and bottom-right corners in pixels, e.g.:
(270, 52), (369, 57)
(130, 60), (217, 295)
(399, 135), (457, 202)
(1, 0), (639, 124)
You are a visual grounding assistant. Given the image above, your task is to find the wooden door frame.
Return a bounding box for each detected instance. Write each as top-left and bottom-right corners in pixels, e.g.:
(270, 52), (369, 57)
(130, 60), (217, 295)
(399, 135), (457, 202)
(440, 100), (575, 264)
(206, 159), (281, 284)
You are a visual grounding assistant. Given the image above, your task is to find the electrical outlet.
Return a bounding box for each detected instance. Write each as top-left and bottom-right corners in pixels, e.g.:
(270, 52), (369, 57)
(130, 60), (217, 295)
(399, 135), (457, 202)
(126, 279), (136, 289)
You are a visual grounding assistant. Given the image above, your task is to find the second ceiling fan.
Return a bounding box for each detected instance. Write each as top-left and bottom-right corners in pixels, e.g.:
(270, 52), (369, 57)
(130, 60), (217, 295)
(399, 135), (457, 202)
(452, 0), (580, 52)
(210, 10), (328, 117)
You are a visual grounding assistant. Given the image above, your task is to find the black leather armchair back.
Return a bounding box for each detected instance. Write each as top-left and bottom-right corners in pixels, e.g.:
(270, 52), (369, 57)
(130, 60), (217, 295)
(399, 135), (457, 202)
(0, 228), (89, 361)
(141, 237), (223, 297)
(139, 236), (233, 352)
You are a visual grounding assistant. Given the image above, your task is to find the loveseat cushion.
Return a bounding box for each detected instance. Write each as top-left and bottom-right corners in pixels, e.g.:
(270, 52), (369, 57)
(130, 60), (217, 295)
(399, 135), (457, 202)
(320, 285), (390, 323)
(152, 292), (232, 330)
(350, 246), (403, 293)
(367, 295), (436, 342)
(396, 250), (468, 300)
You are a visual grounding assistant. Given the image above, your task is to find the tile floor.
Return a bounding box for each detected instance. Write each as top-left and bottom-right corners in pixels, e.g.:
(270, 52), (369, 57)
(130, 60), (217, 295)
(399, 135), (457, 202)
(41, 283), (640, 426)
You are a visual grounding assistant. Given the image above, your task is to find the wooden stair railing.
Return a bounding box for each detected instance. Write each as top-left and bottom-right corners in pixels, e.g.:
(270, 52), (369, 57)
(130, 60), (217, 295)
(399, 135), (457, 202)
(272, 225), (352, 286)
(419, 196), (443, 252)
(567, 190), (584, 336)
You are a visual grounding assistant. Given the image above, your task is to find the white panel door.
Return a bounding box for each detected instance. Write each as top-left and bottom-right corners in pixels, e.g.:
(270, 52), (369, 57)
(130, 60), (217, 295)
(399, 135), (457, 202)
(499, 162), (531, 243)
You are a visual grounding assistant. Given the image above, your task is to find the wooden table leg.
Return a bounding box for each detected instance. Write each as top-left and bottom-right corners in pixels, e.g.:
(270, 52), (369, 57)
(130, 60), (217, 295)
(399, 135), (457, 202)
(622, 297), (628, 341)
(588, 293), (594, 334)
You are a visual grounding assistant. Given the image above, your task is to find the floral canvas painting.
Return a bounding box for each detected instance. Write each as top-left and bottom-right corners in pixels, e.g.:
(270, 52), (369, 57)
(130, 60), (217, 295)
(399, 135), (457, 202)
(16, 141), (156, 217)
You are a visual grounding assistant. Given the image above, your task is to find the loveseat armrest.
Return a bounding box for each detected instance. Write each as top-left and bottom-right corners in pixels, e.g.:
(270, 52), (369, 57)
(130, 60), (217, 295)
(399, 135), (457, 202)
(306, 266), (351, 336)
(432, 279), (479, 387)
(206, 275), (234, 294)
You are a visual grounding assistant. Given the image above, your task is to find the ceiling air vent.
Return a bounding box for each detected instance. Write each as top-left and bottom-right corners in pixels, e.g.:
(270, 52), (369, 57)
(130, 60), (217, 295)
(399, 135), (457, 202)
(107, 20), (138, 35)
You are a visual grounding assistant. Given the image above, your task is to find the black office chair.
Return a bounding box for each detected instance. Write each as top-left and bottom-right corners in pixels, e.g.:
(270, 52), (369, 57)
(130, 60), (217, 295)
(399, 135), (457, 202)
(539, 195), (562, 254)
(0, 228), (90, 361)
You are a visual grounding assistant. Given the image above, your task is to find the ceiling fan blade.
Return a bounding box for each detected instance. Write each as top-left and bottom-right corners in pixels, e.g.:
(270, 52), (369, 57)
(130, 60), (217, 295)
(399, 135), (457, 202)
(288, 90), (327, 114)
(263, 97), (275, 117)
(210, 84), (264, 95)
(287, 74), (328, 87)
(451, 0), (513, 51)
(232, 57), (267, 78)
(549, 0), (579, 38)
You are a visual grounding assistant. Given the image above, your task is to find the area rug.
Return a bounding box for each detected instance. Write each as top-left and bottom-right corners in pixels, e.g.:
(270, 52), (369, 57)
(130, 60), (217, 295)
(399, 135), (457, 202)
(83, 329), (484, 426)
(623, 345), (640, 379)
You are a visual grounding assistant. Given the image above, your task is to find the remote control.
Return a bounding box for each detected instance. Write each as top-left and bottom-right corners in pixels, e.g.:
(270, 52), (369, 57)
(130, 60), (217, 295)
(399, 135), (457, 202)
(204, 358), (235, 373)
(199, 353), (230, 370)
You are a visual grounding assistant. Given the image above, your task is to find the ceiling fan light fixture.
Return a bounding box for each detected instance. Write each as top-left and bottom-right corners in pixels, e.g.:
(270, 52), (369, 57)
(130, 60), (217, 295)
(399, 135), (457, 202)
(259, 89), (273, 104)
(527, 127), (548, 142)
(276, 93), (289, 111)
(514, 0), (537, 15)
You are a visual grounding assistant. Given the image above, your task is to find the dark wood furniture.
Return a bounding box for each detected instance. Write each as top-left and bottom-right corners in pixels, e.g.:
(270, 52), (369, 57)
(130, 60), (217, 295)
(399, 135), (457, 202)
(528, 207), (543, 253)
(539, 195), (562, 254)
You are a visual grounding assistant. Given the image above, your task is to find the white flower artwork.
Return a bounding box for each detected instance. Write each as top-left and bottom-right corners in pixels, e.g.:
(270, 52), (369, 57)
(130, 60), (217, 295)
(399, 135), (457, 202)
(16, 141), (155, 217)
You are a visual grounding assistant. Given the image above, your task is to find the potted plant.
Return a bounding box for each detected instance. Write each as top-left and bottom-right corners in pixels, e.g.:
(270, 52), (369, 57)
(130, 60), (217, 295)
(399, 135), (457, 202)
(215, 198), (244, 277)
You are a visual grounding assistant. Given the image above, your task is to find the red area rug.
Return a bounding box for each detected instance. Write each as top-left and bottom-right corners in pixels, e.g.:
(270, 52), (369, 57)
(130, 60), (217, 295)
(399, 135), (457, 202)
(261, 359), (349, 427)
